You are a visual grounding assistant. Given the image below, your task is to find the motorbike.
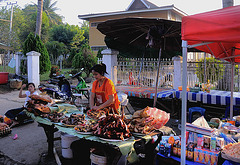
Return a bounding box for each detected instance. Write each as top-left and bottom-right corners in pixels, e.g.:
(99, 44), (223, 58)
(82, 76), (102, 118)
(39, 75), (72, 100)
(47, 73), (59, 85)
(71, 68), (90, 100)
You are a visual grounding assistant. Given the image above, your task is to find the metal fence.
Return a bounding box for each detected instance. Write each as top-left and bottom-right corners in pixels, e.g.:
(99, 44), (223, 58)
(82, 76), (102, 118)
(105, 57), (240, 92)
(0, 53), (15, 73)
(116, 58), (173, 88)
(187, 61), (240, 92)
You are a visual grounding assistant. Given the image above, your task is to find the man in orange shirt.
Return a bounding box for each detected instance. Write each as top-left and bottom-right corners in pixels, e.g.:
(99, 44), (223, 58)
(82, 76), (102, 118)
(90, 63), (120, 114)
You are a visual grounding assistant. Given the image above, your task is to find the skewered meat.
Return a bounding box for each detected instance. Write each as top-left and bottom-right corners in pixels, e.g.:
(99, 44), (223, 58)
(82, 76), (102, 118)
(29, 95), (52, 103)
(25, 94), (52, 116)
(0, 124), (11, 136)
(93, 114), (131, 140)
(41, 111), (64, 123)
(74, 120), (97, 132)
(34, 104), (51, 113)
(87, 110), (106, 120)
(61, 113), (86, 125)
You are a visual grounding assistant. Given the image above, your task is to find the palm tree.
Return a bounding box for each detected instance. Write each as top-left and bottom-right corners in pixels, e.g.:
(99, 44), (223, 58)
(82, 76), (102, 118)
(43, 0), (62, 25)
(35, 0), (43, 36)
(24, 0), (62, 26)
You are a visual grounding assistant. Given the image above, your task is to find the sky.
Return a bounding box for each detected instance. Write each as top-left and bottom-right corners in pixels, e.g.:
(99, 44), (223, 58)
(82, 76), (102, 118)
(2, 0), (240, 25)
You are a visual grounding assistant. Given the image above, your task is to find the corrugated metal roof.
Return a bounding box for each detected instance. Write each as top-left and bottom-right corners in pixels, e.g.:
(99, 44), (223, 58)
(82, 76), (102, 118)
(78, 5), (187, 20)
(0, 43), (13, 50)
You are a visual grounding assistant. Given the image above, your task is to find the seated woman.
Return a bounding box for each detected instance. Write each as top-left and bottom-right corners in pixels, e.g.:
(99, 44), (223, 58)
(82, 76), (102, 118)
(89, 63), (120, 114)
(4, 83), (38, 126)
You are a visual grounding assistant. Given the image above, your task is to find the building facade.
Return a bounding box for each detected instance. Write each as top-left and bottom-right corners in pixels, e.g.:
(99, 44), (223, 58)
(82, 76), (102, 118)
(78, 0), (187, 54)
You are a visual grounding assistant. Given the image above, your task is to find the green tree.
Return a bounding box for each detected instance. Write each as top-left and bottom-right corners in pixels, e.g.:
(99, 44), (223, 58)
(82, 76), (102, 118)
(43, 0), (62, 25)
(23, 0), (62, 26)
(72, 44), (97, 76)
(195, 57), (225, 83)
(80, 21), (89, 45)
(23, 32), (51, 74)
(50, 24), (84, 49)
(45, 41), (67, 64)
(0, 6), (25, 51)
(19, 10), (50, 44)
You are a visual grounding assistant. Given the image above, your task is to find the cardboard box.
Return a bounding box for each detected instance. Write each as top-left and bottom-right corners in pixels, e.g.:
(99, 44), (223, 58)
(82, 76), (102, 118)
(203, 135), (211, 149)
(194, 148), (219, 165)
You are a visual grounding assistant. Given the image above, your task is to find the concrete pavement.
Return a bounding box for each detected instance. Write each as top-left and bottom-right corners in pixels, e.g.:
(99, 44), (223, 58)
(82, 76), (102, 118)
(0, 90), (60, 165)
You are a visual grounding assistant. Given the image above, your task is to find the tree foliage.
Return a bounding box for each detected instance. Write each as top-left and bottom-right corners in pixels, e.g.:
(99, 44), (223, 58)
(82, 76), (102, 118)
(23, 32), (51, 74)
(195, 57), (225, 83)
(0, 6), (25, 51)
(72, 44), (97, 76)
(45, 41), (67, 64)
(50, 24), (84, 49)
(23, 0), (62, 26)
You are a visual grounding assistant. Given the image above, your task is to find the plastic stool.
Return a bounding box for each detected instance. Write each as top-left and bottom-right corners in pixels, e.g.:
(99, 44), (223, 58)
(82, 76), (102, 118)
(188, 107), (206, 123)
(225, 105), (240, 118)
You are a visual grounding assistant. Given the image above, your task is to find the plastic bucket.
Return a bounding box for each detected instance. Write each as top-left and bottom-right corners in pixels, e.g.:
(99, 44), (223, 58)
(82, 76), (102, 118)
(0, 72), (9, 84)
(61, 132), (79, 158)
(90, 153), (107, 165)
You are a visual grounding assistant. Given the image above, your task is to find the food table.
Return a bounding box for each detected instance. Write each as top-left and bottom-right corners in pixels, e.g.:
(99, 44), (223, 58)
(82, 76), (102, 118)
(116, 86), (176, 113)
(25, 103), (156, 165)
(174, 90), (240, 106)
(116, 86), (174, 99)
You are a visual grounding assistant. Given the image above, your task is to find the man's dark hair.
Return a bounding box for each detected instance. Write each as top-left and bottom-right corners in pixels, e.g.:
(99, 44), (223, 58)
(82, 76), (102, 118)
(27, 82), (35, 89)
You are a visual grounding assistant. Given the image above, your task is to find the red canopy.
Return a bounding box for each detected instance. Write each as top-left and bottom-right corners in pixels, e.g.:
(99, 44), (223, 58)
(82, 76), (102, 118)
(181, 5), (240, 63)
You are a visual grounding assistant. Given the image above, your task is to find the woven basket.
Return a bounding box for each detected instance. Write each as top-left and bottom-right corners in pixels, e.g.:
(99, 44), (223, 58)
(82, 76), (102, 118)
(10, 79), (22, 89)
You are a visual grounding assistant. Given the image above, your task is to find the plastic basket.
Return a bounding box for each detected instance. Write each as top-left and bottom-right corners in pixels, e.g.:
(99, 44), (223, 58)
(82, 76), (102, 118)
(189, 87), (201, 93)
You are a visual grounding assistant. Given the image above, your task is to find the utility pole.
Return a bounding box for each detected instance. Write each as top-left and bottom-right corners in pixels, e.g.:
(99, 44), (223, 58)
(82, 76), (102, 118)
(7, 1), (17, 57)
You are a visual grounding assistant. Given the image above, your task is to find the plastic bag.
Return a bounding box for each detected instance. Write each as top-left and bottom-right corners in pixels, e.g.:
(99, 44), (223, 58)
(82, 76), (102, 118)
(117, 92), (128, 105)
(8, 57), (16, 68)
(192, 116), (210, 128)
(145, 107), (170, 129)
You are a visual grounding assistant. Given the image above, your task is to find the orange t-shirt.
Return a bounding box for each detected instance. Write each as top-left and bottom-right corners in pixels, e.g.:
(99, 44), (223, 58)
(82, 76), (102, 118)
(92, 78), (120, 110)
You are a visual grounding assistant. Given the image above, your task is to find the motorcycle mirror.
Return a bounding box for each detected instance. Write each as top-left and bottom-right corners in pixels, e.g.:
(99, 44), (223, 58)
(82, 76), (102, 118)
(69, 74), (72, 77)
(81, 68), (84, 71)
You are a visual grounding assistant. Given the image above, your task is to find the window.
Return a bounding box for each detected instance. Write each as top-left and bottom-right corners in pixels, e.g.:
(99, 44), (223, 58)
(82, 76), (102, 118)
(91, 22), (102, 27)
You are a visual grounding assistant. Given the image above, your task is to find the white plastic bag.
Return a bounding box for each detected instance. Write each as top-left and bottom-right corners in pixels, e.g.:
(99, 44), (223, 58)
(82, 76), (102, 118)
(192, 116), (211, 128)
(8, 57), (16, 68)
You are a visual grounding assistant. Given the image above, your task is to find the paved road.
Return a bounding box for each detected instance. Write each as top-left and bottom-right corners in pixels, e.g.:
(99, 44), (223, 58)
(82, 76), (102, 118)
(0, 90), (60, 165)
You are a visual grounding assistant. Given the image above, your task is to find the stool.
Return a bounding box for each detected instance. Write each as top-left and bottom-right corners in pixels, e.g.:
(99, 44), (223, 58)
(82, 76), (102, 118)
(225, 105), (240, 118)
(188, 107), (206, 123)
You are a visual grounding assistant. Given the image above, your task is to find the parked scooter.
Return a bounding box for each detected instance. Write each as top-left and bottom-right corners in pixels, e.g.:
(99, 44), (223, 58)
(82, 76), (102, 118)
(39, 75), (72, 100)
(47, 73), (59, 85)
(71, 68), (90, 100)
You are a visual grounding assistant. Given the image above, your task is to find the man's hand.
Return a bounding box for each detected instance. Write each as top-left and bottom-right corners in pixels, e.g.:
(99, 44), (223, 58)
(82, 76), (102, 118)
(21, 84), (26, 89)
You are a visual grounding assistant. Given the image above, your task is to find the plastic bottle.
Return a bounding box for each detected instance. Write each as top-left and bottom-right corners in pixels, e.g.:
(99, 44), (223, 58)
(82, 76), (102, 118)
(168, 134), (175, 148)
(173, 140), (178, 156)
(165, 143), (171, 157)
(159, 140), (165, 155)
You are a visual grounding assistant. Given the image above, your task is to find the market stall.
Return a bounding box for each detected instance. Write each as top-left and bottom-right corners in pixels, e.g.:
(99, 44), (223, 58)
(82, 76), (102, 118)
(174, 90), (240, 106)
(180, 5), (240, 165)
(24, 95), (169, 164)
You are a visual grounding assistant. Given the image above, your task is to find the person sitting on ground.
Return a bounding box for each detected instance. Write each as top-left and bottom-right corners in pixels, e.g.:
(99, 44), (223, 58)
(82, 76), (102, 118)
(4, 83), (38, 127)
(89, 63), (120, 114)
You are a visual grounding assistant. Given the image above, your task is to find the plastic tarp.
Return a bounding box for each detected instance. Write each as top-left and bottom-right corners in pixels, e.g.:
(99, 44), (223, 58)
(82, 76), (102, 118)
(181, 5), (240, 62)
